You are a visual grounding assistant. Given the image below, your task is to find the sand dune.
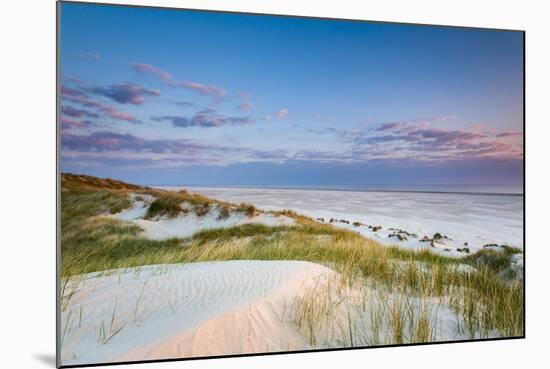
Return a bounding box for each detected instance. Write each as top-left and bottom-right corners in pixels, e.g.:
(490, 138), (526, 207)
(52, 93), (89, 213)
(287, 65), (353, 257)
(109, 194), (294, 240)
(60, 261), (335, 365)
(60, 184), (514, 366)
(60, 259), (483, 365)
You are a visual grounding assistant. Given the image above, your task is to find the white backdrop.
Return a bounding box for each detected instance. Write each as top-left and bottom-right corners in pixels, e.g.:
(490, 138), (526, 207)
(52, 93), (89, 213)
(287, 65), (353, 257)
(1, 0), (547, 368)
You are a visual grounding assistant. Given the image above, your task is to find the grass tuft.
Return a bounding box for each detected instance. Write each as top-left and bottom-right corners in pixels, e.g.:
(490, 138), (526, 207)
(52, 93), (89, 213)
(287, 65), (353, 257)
(145, 194), (186, 219)
(218, 204), (231, 220)
(237, 203), (256, 217)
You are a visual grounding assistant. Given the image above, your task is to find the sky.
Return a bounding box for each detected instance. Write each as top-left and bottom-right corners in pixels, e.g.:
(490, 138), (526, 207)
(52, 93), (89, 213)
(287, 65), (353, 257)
(60, 2), (524, 186)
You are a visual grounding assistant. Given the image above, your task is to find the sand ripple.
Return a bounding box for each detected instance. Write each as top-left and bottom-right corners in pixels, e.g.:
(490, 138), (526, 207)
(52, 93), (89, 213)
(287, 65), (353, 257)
(60, 261), (335, 365)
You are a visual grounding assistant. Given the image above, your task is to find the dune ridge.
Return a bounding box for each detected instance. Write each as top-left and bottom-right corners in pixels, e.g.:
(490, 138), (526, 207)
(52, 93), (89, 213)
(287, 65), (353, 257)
(108, 193), (295, 240)
(61, 261), (335, 365)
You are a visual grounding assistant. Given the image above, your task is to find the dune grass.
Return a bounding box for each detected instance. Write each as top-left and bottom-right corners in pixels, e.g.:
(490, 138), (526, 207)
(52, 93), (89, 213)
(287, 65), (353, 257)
(61, 173), (146, 191)
(60, 174), (524, 342)
(236, 203), (256, 217)
(217, 204), (231, 220)
(143, 190), (219, 219)
(144, 193), (187, 219)
(290, 273), (441, 347)
(465, 246), (522, 275)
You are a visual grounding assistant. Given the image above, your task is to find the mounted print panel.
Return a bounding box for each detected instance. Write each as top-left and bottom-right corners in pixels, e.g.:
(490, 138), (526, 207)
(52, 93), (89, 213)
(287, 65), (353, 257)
(57, 1), (524, 367)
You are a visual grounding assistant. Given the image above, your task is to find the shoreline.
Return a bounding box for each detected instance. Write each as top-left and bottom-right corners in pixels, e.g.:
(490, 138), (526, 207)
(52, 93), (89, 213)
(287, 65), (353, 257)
(153, 184), (524, 197)
(167, 186), (524, 253)
(59, 174), (525, 365)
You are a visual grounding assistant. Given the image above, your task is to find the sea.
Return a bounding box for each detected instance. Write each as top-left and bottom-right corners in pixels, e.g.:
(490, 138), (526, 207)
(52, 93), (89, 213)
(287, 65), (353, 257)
(154, 184), (524, 251)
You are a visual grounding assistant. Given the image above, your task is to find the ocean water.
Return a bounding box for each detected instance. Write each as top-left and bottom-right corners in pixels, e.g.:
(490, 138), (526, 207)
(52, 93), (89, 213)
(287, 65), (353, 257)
(158, 184), (523, 195)
(156, 185), (524, 252)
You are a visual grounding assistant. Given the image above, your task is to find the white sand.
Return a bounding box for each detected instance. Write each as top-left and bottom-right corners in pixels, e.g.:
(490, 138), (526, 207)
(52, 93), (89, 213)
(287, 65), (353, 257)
(60, 261), (335, 365)
(60, 188), (515, 365)
(181, 187), (523, 254)
(60, 260), (488, 365)
(109, 194), (294, 240)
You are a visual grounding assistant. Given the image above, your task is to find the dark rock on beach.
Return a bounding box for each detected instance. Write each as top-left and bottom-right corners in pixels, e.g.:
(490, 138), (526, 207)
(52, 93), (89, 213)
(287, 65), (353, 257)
(389, 233), (408, 241)
(388, 228), (418, 242)
(393, 229), (417, 238)
(422, 232), (452, 246)
(433, 232), (452, 241)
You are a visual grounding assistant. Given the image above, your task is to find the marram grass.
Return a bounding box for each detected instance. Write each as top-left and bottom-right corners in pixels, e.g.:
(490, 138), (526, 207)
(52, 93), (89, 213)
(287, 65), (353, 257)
(60, 174), (524, 342)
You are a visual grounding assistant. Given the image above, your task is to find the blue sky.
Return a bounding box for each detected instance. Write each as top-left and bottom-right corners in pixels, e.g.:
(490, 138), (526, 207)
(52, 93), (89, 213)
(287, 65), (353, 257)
(60, 2), (524, 186)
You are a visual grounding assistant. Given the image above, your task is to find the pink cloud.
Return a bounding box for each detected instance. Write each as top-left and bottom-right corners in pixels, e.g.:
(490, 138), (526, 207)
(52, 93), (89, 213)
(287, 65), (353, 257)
(496, 131), (523, 138)
(275, 109), (289, 119)
(152, 109), (254, 128)
(133, 62), (226, 99)
(238, 102), (255, 111)
(354, 121), (524, 163)
(61, 105), (99, 119)
(88, 83), (160, 105)
(61, 85), (139, 123)
(61, 117), (86, 129)
(178, 81), (226, 98)
(133, 63), (173, 82)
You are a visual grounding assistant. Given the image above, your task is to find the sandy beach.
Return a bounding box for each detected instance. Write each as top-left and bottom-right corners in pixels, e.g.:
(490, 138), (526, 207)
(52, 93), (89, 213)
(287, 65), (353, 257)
(61, 261), (335, 364)
(61, 259), (483, 365)
(59, 174), (524, 365)
(180, 186), (523, 254)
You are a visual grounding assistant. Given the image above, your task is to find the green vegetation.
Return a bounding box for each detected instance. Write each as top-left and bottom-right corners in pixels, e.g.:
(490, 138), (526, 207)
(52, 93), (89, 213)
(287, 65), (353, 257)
(61, 188), (132, 220)
(236, 202), (256, 217)
(194, 202), (211, 217)
(144, 193), (187, 219)
(60, 173), (524, 343)
(62, 172), (146, 191)
(217, 204), (231, 220)
(142, 188), (230, 219)
(465, 246), (522, 275)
